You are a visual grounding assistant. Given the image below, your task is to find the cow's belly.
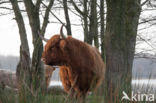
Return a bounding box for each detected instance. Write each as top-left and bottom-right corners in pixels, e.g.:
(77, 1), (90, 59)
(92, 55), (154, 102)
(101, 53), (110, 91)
(59, 66), (99, 94)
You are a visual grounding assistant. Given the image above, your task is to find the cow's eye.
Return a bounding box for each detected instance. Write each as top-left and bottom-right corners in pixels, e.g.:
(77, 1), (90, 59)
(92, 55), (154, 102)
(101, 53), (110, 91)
(50, 46), (54, 49)
(50, 46), (55, 51)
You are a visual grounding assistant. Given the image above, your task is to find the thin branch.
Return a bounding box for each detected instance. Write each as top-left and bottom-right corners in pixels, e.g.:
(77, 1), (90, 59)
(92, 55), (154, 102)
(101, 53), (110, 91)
(139, 18), (156, 25)
(0, 7), (13, 10)
(142, 8), (156, 11)
(0, 6), (26, 12)
(40, 0), (54, 35)
(0, 1), (10, 5)
(0, 0), (23, 4)
(0, 0), (23, 5)
(68, 7), (82, 17)
(70, 0), (84, 16)
(135, 56), (156, 59)
(137, 35), (156, 50)
(49, 21), (82, 26)
(50, 11), (65, 26)
(138, 22), (156, 31)
(41, 2), (65, 26)
(141, 0), (150, 6)
(0, 12), (14, 16)
(57, 0), (82, 17)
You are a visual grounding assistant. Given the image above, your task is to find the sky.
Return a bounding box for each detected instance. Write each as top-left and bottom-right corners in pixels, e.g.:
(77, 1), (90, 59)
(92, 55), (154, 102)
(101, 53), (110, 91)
(0, 1), (156, 57)
(0, 7), (83, 56)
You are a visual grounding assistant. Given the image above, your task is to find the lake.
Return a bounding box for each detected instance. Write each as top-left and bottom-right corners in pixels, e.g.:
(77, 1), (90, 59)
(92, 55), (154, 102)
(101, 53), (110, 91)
(50, 79), (156, 94)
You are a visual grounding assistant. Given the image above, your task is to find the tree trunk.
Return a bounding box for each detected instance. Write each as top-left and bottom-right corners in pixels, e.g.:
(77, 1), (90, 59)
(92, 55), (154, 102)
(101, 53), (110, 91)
(105, 0), (141, 101)
(100, 0), (106, 61)
(10, 0), (30, 57)
(63, 0), (72, 36)
(10, 0), (31, 102)
(89, 0), (99, 48)
(10, 0), (54, 102)
(83, 0), (89, 43)
(23, 0), (45, 93)
(16, 46), (32, 103)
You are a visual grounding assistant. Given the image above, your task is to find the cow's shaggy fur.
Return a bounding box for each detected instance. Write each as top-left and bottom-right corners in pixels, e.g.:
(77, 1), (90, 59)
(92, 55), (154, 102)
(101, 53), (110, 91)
(42, 35), (106, 98)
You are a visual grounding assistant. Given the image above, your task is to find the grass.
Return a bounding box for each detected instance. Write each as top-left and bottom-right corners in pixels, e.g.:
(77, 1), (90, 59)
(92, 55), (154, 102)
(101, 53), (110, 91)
(0, 85), (18, 103)
(0, 78), (156, 103)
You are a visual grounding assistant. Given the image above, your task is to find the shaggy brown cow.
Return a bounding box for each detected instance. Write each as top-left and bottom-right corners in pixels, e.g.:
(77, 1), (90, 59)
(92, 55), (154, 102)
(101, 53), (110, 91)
(41, 25), (105, 99)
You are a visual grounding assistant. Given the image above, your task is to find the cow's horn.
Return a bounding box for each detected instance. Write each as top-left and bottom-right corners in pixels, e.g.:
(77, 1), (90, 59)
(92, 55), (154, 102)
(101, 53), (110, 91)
(38, 31), (49, 42)
(60, 24), (66, 39)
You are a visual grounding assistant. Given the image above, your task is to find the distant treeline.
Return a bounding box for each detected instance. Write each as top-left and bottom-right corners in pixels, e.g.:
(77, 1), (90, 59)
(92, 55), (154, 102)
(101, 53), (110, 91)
(0, 55), (60, 80)
(0, 54), (156, 79)
(0, 55), (19, 71)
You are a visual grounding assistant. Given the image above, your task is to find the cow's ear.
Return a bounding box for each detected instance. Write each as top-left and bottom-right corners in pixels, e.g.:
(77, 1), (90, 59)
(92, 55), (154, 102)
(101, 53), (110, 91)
(59, 40), (66, 51)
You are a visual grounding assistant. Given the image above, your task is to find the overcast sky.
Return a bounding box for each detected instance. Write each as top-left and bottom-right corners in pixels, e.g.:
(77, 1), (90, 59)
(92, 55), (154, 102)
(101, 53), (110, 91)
(0, 7), (83, 56)
(0, 2), (156, 56)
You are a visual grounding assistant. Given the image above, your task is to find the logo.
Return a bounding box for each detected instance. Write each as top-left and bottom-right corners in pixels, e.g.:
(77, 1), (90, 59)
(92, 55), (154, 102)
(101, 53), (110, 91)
(121, 91), (155, 101)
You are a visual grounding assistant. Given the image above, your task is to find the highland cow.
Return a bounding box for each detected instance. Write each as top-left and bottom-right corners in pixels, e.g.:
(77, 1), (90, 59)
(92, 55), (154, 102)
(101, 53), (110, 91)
(41, 25), (106, 99)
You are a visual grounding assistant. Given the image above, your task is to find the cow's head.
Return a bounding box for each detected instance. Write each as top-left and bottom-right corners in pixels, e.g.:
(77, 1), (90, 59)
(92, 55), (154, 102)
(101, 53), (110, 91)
(40, 25), (68, 66)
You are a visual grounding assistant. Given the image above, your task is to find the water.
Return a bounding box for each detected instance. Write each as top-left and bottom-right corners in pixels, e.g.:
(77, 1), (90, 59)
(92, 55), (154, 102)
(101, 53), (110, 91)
(132, 79), (156, 94)
(132, 79), (156, 86)
(50, 80), (62, 86)
(50, 79), (156, 93)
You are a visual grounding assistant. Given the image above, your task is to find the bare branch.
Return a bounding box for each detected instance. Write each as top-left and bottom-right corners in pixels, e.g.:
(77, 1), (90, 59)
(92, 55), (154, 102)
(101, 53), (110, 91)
(137, 35), (156, 50)
(139, 17), (156, 25)
(41, 0), (54, 35)
(0, 12), (13, 16)
(0, 7), (13, 10)
(141, 0), (150, 6)
(135, 55), (156, 59)
(138, 22), (156, 31)
(0, 6), (26, 12)
(0, 1), (10, 5)
(68, 7), (82, 17)
(70, 0), (84, 16)
(49, 21), (82, 26)
(142, 8), (156, 11)
(57, 0), (82, 17)
(42, 2), (65, 26)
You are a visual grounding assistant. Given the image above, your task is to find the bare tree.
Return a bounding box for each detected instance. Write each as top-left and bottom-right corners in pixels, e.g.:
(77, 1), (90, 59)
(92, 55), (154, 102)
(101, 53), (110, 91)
(70, 0), (100, 48)
(63, 0), (72, 35)
(105, 0), (141, 101)
(10, 0), (54, 102)
(100, 0), (106, 61)
(88, 0), (99, 48)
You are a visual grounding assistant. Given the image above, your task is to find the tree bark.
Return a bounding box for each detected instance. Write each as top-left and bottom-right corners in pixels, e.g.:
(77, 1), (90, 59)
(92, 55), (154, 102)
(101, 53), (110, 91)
(105, 0), (141, 101)
(10, 0), (31, 102)
(10, 0), (30, 57)
(89, 0), (99, 48)
(23, 0), (44, 92)
(83, 0), (89, 43)
(63, 0), (72, 36)
(10, 0), (55, 101)
(100, 0), (106, 61)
